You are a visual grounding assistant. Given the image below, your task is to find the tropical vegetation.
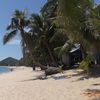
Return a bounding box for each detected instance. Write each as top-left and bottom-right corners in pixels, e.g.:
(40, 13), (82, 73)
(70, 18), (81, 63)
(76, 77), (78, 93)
(3, 0), (100, 72)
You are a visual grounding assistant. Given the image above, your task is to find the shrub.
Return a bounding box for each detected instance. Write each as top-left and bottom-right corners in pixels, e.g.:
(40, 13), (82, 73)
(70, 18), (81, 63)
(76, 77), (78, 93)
(78, 54), (94, 72)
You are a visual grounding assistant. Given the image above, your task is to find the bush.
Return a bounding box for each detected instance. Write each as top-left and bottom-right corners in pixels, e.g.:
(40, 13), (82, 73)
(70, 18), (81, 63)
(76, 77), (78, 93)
(78, 54), (94, 72)
(79, 60), (90, 71)
(18, 53), (33, 67)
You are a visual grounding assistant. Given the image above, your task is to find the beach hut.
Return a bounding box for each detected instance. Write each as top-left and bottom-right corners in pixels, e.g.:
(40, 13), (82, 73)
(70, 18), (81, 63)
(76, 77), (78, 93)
(61, 44), (82, 69)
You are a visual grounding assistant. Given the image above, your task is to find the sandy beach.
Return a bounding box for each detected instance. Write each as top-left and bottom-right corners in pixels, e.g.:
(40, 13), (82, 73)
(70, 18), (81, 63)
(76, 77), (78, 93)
(0, 66), (100, 100)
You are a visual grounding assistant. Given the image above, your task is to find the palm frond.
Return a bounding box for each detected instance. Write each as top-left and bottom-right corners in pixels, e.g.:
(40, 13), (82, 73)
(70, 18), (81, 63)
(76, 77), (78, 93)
(58, 0), (94, 39)
(41, 0), (58, 18)
(6, 24), (12, 30)
(31, 14), (43, 29)
(59, 42), (70, 54)
(54, 41), (74, 57)
(3, 30), (17, 44)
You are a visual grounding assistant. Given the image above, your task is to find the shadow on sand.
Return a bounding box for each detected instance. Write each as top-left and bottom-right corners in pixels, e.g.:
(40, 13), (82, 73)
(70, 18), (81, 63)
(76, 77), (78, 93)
(20, 68), (100, 82)
(76, 73), (100, 81)
(20, 75), (48, 82)
(20, 74), (70, 82)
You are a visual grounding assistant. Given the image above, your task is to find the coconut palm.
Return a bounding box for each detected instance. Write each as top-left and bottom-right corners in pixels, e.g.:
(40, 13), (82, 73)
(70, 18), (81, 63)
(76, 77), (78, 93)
(3, 10), (30, 56)
(58, 0), (100, 64)
(3, 10), (45, 69)
(29, 13), (58, 66)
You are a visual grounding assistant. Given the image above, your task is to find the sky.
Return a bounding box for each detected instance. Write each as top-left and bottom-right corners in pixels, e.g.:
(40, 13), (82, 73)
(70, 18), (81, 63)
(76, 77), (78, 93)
(95, 0), (100, 3)
(0, 0), (47, 60)
(0, 0), (99, 61)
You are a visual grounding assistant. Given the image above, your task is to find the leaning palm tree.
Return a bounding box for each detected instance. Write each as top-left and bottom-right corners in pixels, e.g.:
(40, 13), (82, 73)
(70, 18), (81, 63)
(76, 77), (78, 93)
(29, 14), (58, 66)
(58, 0), (100, 65)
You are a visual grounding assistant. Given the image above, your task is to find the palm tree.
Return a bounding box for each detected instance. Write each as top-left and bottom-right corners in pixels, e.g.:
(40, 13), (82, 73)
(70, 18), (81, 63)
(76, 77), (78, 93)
(3, 10), (44, 68)
(3, 10), (30, 56)
(58, 0), (100, 65)
(29, 14), (58, 66)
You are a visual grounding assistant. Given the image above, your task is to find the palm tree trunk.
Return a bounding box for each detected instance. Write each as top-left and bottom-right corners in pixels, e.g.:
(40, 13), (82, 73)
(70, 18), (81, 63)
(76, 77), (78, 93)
(80, 43), (87, 59)
(45, 41), (58, 66)
(20, 28), (44, 69)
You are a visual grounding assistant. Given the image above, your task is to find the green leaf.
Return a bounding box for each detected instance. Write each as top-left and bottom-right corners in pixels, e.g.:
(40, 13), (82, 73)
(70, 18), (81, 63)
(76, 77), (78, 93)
(3, 30), (17, 44)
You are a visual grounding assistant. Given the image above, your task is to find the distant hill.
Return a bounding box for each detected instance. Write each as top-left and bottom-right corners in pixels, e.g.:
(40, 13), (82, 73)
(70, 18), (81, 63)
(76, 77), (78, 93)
(0, 57), (19, 66)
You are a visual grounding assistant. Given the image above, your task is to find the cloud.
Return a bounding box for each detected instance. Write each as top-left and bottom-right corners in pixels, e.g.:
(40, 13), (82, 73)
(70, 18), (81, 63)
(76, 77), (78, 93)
(7, 40), (21, 45)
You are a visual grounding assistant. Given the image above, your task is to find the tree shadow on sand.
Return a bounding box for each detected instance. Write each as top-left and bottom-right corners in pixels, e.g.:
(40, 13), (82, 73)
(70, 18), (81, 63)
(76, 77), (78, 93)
(75, 65), (100, 81)
(20, 75), (48, 82)
(20, 74), (70, 82)
(92, 83), (100, 86)
(73, 68), (100, 81)
(73, 74), (100, 82)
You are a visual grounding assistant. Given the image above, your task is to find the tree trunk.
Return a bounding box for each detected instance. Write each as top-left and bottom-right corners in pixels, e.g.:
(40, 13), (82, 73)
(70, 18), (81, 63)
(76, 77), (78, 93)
(93, 51), (100, 65)
(80, 43), (87, 59)
(20, 28), (44, 69)
(45, 41), (58, 66)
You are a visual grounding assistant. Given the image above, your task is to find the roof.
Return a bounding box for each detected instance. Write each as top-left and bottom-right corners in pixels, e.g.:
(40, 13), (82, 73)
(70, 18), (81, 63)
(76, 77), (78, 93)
(70, 44), (80, 53)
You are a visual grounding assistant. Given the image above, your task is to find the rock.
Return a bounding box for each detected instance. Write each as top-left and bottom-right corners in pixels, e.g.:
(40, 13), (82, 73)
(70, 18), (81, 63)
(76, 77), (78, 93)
(45, 67), (61, 76)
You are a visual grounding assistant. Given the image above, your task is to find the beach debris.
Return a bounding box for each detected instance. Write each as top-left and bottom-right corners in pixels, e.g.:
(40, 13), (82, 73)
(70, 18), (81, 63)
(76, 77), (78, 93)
(52, 75), (68, 80)
(45, 67), (61, 76)
(37, 75), (48, 80)
(83, 89), (100, 97)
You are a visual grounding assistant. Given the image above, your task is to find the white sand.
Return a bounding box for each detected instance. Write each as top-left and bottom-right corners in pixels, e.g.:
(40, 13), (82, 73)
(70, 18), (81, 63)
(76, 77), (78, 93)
(0, 66), (100, 100)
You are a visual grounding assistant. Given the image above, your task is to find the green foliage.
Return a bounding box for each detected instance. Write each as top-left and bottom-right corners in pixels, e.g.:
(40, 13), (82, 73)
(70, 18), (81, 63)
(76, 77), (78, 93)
(41, 0), (58, 18)
(4, 0), (100, 68)
(29, 14), (58, 65)
(3, 10), (31, 57)
(58, 0), (100, 49)
(58, 65), (63, 73)
(50, 32), (68, 48)
(79, 60), (89, 71)
(3, 30), (17, 44)
(58, 0), (100, 69)
(54, 40), (74, 58)
(18, 53), (33, 67)
(78, 54), (94, 71)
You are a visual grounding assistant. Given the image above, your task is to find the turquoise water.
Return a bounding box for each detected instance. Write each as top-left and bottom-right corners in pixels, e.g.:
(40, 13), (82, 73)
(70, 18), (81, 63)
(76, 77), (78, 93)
(0, 66), (11, 73)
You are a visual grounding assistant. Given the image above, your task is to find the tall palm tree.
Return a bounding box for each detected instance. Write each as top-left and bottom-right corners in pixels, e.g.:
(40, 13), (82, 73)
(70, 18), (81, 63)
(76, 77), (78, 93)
(29, 14), (58, 66)
(3, 10), (44, 68)
(58, 0), (100, 65)
(3, 10), (30, 56)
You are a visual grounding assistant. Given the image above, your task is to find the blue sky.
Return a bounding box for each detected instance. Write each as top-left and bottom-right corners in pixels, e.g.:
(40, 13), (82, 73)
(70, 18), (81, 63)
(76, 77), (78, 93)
(95, 0), (100, 3)
(0, 0), (46, 60)
(0, 0), (99, 60)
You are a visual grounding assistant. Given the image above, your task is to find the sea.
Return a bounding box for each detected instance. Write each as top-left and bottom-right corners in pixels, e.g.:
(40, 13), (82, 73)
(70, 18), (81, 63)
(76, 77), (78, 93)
(0, 66), (11, 73)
